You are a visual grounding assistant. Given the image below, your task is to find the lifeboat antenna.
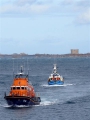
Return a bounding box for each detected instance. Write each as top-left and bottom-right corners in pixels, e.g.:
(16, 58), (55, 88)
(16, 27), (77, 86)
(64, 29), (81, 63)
(27, 58), (29, 74)
(26, 58), (29, 80)
(20, 66), (23, 73)
(13, 58), (15, 78)
(53, 64), (57, 73)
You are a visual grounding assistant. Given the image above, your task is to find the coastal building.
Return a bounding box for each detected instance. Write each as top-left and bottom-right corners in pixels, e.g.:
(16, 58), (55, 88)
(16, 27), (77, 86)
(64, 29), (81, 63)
(71, 49), (79, 54)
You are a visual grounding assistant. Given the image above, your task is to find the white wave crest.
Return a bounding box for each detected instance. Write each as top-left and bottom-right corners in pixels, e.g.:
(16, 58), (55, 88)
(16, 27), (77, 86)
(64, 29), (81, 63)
(38, 98), (58, 106)
(3, 104), (31, 108)
(41, 83), (73, 87)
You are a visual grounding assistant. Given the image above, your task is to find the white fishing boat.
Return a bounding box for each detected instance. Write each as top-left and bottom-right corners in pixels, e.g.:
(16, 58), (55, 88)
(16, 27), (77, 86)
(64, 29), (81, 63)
(48, 64), (64, 85)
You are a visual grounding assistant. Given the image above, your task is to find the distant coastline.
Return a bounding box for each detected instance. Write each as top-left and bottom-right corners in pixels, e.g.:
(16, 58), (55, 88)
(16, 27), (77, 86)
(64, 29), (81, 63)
(0, 53), (90, 58)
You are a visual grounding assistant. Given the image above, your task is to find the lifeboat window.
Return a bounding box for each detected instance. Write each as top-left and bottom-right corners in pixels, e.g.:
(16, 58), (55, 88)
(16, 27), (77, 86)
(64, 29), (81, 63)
(17, 87), (20, 90)
(15, 74), (28, 78)
(13, 87), (16, 90)
(21, 87), (24, 90)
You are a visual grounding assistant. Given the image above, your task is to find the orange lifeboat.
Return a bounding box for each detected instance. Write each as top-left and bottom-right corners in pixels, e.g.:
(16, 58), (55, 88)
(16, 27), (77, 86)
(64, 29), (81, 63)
(4, 66), (41, 107)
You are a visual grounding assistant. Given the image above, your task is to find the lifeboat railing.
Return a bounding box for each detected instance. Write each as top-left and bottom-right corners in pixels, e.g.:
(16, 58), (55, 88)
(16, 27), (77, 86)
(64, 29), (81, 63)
(13, 66), (29, 79)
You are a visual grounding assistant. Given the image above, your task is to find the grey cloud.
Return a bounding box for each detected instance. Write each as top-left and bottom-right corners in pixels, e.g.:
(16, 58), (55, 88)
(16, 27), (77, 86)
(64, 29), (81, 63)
(36, 0), (53, 5)
(15, 0), (37, 6)
(61, 0), (90, 24)
(61, 0), (90, 9)
(75, 0), (90, 24)
(0, 0), (51, 15)
(77, 8), (90, 24)
(76, 0), (90, 7)
(61, 0), (74, 5)
(15, 0), (53, 6)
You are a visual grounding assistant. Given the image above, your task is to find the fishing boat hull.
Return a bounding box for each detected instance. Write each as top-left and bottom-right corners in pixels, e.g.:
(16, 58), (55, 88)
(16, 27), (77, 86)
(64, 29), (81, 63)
(48, 80), (64, 85)
(4, 96), (41, 106)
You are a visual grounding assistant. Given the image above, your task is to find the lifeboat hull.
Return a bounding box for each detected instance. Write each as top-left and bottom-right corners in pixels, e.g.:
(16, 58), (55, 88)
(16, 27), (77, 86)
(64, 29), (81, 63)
(48, 80), (64, 85)
(4, 96), (41, 106)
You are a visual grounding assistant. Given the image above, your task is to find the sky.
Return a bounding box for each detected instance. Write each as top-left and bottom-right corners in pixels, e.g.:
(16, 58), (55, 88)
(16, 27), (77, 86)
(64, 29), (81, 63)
(0, 0), (90, 54)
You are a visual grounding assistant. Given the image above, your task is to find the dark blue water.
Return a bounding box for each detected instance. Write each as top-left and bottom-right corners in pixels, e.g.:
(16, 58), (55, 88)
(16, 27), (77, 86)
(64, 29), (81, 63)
(0, 57), (90, 120)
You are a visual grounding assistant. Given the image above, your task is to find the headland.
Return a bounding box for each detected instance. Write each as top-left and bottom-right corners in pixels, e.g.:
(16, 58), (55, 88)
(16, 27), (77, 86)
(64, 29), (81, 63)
(0, 53), (90, 58)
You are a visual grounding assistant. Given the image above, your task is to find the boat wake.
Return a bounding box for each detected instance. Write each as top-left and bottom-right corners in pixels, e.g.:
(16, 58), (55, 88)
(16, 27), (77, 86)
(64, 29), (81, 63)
(2, 99), (58, 108)
(41, 83), (73, 87)
(2, 104), (32, 108)
(38, 98), (58, 106)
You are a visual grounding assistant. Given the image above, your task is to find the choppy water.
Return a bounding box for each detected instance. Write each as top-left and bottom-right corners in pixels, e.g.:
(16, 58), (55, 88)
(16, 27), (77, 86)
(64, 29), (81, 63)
(0, 57), (90, 120)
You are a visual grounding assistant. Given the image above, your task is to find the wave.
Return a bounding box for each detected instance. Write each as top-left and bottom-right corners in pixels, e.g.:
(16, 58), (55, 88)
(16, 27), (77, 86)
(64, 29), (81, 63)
(3, 101), (57, 108)
(2, 104), (12, 108)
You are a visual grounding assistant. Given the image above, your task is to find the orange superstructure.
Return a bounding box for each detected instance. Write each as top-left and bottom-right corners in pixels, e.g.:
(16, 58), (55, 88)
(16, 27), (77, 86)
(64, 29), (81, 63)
(9, 77), (35, 97)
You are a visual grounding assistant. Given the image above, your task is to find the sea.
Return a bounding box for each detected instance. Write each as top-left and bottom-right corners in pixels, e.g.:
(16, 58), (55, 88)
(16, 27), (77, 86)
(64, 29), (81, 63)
(0, 57), (90, 120)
